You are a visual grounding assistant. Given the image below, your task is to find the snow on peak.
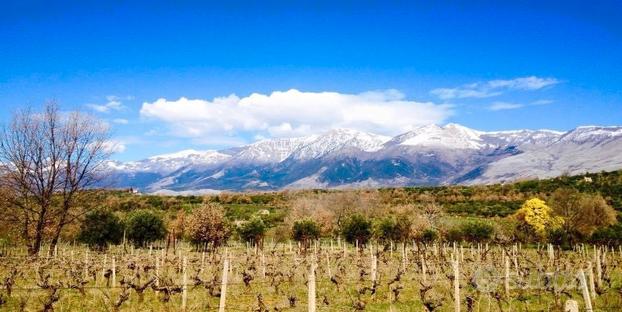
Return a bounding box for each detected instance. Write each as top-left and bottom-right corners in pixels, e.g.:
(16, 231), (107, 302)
(483, 129), (563, 147)
(109, 124), (622, 176)
(234, 136), (318, 163)
(148, 149), (206, 160)
(115, 149), (231, 174)
(392, 124), (485, 149)
(560, 126), (622, 144)
(291, 128), (390, 160)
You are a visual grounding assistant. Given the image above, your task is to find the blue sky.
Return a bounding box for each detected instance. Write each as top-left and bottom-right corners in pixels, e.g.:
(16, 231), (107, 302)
(1, 1), (621, 161)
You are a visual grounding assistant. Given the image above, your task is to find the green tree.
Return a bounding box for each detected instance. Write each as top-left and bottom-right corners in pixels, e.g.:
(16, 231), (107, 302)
(126, 210), (167, 247)
(374, 217), (411, 246)
(459, 221), (494, 243)
(237, 216), (267, 246)
(78, 210), (124, 250)
(341, 214), (372, 247)
(591, 220), (622, 246)
(420, 228), (439, 243)
(292, 219), (321, 250)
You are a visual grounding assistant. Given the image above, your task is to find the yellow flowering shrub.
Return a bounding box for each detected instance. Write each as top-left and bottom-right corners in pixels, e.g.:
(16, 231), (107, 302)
(514, 198), (564, 237)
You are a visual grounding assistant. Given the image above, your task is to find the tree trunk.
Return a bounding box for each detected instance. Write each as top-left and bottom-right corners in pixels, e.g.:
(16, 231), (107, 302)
(30, 201), (49, 256)
(50, 199), (71, 250)
(31, 218), (45, 256)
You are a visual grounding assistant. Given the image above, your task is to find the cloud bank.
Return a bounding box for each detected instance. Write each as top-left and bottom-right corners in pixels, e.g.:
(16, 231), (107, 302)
(140, 89), (452, 141)
(431, 76), (559, 100)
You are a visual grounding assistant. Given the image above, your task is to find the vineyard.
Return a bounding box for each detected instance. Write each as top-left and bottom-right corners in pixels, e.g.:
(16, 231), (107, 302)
(1, 241), (621, 311)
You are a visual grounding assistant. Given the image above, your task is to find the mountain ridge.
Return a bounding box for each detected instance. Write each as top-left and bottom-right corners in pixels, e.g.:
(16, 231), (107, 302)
(104, 124), (622, 193)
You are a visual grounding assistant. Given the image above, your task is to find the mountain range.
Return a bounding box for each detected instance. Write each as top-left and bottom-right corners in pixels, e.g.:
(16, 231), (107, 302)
(104, 124), (622, 194)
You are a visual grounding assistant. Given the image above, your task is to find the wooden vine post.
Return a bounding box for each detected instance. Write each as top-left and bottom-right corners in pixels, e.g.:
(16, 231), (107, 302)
(111, 256), (116, 287)
(504, 256), (510, 298)
(261, 252), (266, 279)
(101, 255), (107, 286)
(201, 252), (205, 273)
(325, 252), (332, 278)
(308, 262), (317, 312)
(587, 262), (596, 299)
(453, 257), (460, 312)
(219, 259), (229, 312)
(564, 300), (579, 312)
(401, 243), (407, 271)
(155, 256), (160, 287)
(84, 250), (89, 281)
(421, 254), (427, 283)
(182, 256), (187, 311)
(370, 253), (377, 285)
(579, 269), (594, 312)
(595, 247), (602, 288)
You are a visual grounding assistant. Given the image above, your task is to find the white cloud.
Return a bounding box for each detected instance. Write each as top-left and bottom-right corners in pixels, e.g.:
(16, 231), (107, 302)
(488, 102), (524, 111)
(430, 88), (501, 100)
(140, 89), (453, 142)
(112, 118), (129, 124)
(431, 76), (560, 100)
(102, 140), (126, 153)
(488, 99), (555, 111)
(531, 99), (554, 106)
(86, 95), (128, 113)
(487, 77), (559, 90)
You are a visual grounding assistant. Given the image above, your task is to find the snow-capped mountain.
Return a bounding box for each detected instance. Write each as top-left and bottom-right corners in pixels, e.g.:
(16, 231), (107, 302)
(233, 136), (317, 163)
(482, 129), (563, 150)
(289, 128), (390, 160)
(386, 124), (485, 150)
(106, 149), (230, 174)
(103, 124), (622, 193)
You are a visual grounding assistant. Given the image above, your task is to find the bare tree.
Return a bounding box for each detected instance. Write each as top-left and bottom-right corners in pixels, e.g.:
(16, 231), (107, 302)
(0, 103), (111, 255)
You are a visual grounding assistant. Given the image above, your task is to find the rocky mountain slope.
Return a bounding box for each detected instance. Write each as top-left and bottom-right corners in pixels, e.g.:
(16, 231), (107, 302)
(103, 124), (622, 193)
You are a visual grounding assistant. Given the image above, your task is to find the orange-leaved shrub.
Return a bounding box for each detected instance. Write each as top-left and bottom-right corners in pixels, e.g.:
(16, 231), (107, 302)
(186, 203), (232, 248)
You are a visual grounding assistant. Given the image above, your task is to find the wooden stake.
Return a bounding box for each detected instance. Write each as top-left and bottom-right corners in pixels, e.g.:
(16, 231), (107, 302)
(596, 248), (602, 288)
(421, 254), (427, 283)
(308, 262), (317, 312)
(504, 256), (510, 298)
(401, 243), (406, 271)
(219, 259), (229, 312)
(84, 250), (89, 281)
(102, 255), (107, 286)
(453, 258), (460, 312)
(370, 253), (377, 284)
(564, 300), (579, 312)
(182, 256), (187, 311)
(111, 256), (116, 288)
(578, 269), (593, 312)
(261, 252), (266, 279)
(325, 252), (332, 278)
(155, 256), (160, 287)
(201, 252), (205, 273)
(587, 262), (596, 299)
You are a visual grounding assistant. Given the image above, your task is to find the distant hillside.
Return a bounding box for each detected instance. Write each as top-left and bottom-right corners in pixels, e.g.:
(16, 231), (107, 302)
(101, 169), (622, 223)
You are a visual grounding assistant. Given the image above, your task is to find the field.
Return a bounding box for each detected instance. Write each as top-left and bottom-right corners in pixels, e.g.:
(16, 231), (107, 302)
(1, 241), (621, 311)
(2, 171), (622, 311)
